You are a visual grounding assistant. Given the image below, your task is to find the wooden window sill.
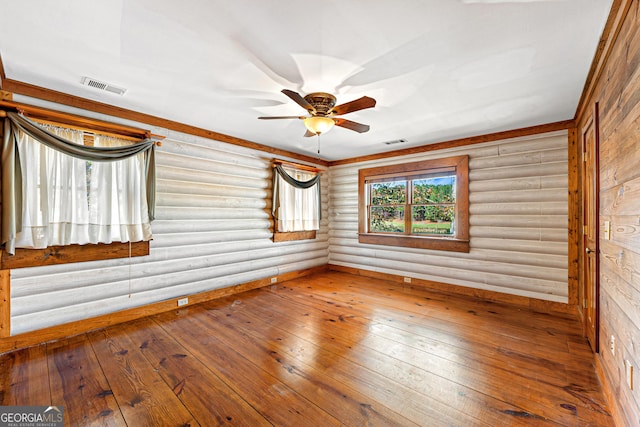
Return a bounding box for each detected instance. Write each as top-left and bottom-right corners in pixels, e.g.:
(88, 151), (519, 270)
(1, 241), (150, 269)
(273, 231), (317, 242)
(358, 233), (469, 253)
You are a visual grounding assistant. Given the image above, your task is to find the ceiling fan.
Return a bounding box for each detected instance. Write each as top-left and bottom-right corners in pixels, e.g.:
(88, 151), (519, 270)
(258, 89), (376, 136)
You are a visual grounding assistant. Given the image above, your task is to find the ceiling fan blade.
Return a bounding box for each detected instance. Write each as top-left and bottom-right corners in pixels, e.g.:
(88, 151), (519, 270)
(334, 118), (370, 133)
(329, 96), (376, 116)
(281, 89), (316, 113)
(304, 130), (316, 138)
(257, 116), (305, 120)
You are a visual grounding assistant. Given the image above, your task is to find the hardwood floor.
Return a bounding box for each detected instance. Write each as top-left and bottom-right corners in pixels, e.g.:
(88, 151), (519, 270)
(0, 271), (613, 426)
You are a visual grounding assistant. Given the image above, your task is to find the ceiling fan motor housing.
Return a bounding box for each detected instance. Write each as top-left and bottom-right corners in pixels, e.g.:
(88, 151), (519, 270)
(304, 92), (337, 116)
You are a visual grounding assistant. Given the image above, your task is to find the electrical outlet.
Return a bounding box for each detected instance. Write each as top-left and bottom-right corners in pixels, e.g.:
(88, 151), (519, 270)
(625, 360), (634, 390)
(270, 277), (277, 283)
(403, 277), (412, 283)
(610, 335), (615, 356)
(177, 297), (188, 307)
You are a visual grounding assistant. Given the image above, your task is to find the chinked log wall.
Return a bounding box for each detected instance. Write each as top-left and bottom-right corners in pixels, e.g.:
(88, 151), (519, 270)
(329, 132), (569, 303)
(8, 127), (329, 336)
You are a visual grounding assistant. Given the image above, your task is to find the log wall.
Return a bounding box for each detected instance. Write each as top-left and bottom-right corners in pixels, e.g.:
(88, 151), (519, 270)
(329, 132), (569, 302)
(576, 1), (640, 424)
(8, 107), (329, 335)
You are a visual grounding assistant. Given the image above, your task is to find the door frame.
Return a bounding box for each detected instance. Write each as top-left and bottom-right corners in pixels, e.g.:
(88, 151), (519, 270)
(581, 102), (600, 352)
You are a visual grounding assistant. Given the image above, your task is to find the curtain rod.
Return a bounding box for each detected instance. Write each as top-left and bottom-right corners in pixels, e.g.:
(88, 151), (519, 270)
(26, 117), (154, 143)
(273, 159), (322, 173)
(0, 100), (165, 141)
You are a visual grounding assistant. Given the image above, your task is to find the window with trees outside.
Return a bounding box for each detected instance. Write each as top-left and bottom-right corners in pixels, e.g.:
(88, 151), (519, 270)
(358, 155), (469, 252)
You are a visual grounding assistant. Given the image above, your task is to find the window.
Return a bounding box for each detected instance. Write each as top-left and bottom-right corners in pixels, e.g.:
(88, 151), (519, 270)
(15, 126), (152, 249)
(358, 155), (469, 252)
(1, 109), (156, 267)
(272, 161), (321, 242)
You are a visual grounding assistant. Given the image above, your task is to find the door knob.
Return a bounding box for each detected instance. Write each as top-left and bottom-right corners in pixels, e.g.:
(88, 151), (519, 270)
(586, 247), (593, 254)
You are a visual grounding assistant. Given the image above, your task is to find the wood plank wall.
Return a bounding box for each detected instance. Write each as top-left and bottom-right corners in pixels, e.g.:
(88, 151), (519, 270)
(329, 132), (569, 302)
(576, 0), (640, 424)
(8, 105), (329, 335)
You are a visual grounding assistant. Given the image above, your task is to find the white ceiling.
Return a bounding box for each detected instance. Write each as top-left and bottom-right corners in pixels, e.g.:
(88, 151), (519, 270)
(0, 0), (612, 160)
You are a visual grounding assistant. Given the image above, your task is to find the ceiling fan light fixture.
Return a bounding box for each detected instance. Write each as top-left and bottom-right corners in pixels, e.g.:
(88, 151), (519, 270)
(304, 116), (335, 135)
(259, 89), (375, 135)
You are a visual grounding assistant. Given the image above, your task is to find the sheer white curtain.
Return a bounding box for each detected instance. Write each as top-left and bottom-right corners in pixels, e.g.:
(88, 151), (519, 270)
(275, 167), (320, 232)
(14, 127), (152, 249)
(89, 134), (152, 242)
(16, 126), (90, 247)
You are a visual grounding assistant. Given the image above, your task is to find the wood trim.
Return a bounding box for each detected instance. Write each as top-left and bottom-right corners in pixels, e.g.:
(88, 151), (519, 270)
(1, 241), (150, 270)
(595, 354), (627, 427)
(367, 167), (455, 183)
(567, 126), (580, 306)
(0, 53), (6, 88)
(329, 120), (573, 166)
(358, 233), (470, 252)
(0, 265), (329, 354)
(330, 264), (578, 315)
(273, 159), (322, 173)
(273, 230), (317, 242)
(0, 270), (9, 338)
(1, 79), (329, 167)
(582, 102), (601, 353)
(574, 0), (631, 122)
(0, 99), (162, 141)
(593, 101), (601, 351)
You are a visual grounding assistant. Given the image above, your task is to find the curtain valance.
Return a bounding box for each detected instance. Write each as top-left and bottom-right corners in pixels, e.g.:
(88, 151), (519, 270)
(273, 164), (321, 189)
(7, 112), (155, 160)
(272, 164), (322, 232)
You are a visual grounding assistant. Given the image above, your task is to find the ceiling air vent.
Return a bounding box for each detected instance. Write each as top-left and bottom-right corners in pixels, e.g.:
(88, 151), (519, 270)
(384, 138), (408, 145)
(81, 77), (127, 96)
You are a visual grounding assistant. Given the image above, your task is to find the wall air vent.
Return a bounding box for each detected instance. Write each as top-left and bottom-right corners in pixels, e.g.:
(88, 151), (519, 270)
(384, 138), (408, 145)
(81, 77), (127, 96)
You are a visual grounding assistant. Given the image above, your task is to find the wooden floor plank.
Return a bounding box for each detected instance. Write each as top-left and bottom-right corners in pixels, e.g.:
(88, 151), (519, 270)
(185, 303), (423, 427)
(279, 275), (592, 380)
(0, 271), (613, 426)
(196, 295), (493, 426)
(215, 288), (564, 426)
(0, 344), (51, 406)
(47, 335), (126, 426)
(293, 274), (613, 426)
(338, 272), (580, 328)
(270, 278), (609, 422)
(264, 278), (612, 425)
(123, 317), (273, 427)
(87, 325), (198, 426)
(154, 306), (344, 427)
(293, 276), (581, 356)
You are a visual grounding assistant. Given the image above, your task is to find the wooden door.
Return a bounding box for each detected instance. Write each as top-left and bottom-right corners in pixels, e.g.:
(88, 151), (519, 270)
(582, 105), (599, 353)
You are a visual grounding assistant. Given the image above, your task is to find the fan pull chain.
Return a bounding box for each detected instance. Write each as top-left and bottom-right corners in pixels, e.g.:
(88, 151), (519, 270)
(317, 133), (321, 156)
